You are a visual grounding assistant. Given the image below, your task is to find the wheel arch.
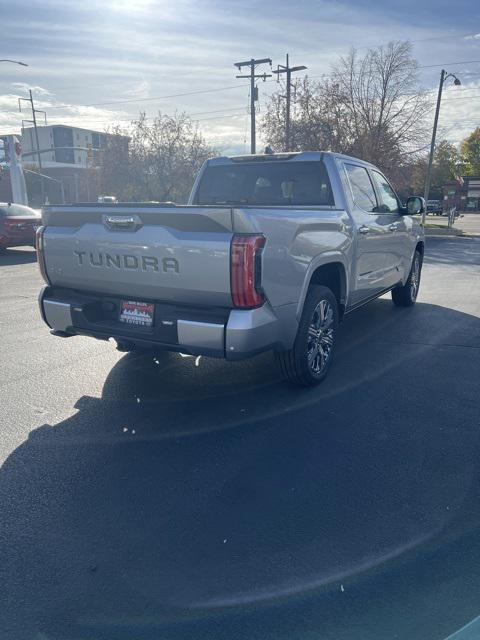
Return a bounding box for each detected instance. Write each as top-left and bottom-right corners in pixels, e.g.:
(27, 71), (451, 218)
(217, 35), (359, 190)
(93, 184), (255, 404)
(297, 254), (348, 321)
(416, 240), (425, 258)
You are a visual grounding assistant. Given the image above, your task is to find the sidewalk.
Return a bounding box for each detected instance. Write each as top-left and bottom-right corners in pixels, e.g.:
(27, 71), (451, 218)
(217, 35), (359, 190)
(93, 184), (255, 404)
(424, 213), (480, 237)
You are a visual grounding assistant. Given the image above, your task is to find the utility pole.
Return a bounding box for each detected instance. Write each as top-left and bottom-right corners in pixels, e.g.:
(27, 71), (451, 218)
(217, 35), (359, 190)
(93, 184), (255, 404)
(423, 69), (461, 225)
(19, 90), (47, 204)
(273, 54), (307, 152)
(234, 58), (272, 154)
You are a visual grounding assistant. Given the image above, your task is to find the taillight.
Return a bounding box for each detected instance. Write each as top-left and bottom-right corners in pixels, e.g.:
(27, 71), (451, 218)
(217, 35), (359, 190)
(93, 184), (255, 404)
(35, 226), (50, 284)
(231, 234), (266, 308)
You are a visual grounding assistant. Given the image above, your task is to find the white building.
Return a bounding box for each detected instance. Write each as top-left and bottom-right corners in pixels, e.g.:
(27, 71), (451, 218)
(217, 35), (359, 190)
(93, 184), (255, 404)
(13, 124), (129, 204)
(20, 124), (113, 169)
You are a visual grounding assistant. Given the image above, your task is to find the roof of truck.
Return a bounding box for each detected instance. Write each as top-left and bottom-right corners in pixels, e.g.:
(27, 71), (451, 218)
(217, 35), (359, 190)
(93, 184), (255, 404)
(212, 150), (377, 168)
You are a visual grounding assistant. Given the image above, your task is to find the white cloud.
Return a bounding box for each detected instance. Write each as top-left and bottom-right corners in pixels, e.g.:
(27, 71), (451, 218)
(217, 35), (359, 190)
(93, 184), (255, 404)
(11, 83), (52, 97)
(123, 79), (151, 99)
(1, 0), (479, 150)
(433, 81), (480, 145)
(0, 88), (130, 134)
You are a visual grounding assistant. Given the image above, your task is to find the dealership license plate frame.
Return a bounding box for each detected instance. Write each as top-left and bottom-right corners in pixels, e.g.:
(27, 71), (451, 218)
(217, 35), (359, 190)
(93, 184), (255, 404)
(119, 300), (155, 327)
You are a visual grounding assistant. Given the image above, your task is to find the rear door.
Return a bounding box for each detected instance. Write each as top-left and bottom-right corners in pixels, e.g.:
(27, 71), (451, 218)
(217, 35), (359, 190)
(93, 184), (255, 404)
(343, 163), (394, 306)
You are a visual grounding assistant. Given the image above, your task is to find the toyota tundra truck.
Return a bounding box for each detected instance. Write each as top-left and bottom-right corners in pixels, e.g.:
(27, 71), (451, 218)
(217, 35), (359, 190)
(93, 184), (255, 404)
(36, 151), (425, 386)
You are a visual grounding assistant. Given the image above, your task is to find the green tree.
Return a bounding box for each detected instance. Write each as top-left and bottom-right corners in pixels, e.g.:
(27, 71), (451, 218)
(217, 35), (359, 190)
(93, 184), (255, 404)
(430, 140), (460, 198)
(461, 127), (480, 175)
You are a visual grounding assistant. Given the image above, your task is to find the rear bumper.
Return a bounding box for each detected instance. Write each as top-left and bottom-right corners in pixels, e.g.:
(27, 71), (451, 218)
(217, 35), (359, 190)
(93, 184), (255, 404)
(39, 287), (297, 360)
(0, 234), (36, 248)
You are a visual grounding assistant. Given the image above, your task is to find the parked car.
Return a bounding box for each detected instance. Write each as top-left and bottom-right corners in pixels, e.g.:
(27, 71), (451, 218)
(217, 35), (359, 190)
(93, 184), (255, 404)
(0, 203), (42, 252)
(36, 151), (425, 386)
(426, 199), (443, 215)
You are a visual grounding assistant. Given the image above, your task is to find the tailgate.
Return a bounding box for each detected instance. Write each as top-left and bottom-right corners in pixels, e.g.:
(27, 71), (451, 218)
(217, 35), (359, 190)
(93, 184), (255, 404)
(42, 206), (234, 306)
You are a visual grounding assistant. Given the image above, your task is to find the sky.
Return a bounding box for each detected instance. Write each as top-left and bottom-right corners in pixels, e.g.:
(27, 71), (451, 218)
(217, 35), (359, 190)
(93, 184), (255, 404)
(0, 0), (479, 154)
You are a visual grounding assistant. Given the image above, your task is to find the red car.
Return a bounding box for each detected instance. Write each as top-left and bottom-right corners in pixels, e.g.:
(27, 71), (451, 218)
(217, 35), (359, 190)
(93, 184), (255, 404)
(0, 203), (41, 252)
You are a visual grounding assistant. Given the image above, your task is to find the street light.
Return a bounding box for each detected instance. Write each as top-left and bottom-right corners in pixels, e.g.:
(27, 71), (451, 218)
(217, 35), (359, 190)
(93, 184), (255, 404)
(0, 59), (28, 66)
(422, 69), (461, 225)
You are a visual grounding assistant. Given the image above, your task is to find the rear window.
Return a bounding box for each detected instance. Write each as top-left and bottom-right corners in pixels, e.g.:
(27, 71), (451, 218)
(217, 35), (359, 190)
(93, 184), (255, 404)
(0, 204), (38, 217)
(195, 160), (334, 206)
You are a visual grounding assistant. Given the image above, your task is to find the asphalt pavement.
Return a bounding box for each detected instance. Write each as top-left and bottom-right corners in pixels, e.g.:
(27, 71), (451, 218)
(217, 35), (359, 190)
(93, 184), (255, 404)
(0, 237), (479, 640)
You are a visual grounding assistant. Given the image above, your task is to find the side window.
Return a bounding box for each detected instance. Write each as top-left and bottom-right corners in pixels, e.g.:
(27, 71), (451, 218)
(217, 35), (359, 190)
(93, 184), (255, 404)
(344, 164), (377, 212)
(371, 170), (400, 213)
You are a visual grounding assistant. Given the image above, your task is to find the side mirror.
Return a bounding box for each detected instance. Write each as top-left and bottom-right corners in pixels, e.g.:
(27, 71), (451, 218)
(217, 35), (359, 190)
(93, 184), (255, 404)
(405, 196), (425, 216)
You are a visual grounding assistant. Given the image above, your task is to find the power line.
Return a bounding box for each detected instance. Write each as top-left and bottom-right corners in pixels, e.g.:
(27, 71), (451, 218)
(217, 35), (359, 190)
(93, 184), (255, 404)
(277, 31), (480, 60)
(419, 59), (480, 69)
(46, 105), (248, 124)
(45, 83), (250, 110)
(18, 60), (480, 117)
(15, 72), (480, 130)
(44, 112), (247, 128)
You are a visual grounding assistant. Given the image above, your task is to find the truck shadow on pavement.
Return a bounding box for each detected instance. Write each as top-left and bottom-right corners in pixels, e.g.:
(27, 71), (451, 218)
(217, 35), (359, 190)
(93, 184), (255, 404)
(1, 299), (480, 639)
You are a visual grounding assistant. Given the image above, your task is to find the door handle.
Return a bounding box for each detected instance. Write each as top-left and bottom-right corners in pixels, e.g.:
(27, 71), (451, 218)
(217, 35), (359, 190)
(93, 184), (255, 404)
(358, 225), (370, 234)
(105, 216), (136, 227)
(102, 214), (143, 231)
(388, 223), (399, 232)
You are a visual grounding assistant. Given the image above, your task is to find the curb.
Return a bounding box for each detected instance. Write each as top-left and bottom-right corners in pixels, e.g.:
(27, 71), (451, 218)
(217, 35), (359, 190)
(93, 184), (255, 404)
(424, 228), (462, 237)
(425, 230), (479, 239)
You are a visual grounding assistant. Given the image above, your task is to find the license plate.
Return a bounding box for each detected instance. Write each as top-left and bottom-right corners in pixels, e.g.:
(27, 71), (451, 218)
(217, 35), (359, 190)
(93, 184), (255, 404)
(119, 300), (154, 327)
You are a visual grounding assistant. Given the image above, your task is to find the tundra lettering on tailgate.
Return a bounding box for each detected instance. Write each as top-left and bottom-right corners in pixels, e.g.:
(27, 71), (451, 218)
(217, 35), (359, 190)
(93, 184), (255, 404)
(73, 251), (179, 273)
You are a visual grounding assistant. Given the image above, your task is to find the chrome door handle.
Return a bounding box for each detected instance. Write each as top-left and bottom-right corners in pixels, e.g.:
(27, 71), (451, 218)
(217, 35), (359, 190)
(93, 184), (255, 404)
(105, 216), (136, 227)
(102, 214), (142, 231)
(388, 223), (399, 231)
(359, 225), (370, 234)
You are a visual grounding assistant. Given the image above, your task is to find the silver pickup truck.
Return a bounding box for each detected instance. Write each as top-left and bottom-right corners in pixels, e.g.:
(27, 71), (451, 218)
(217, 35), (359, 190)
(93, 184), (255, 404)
(37, 151), (425, 386)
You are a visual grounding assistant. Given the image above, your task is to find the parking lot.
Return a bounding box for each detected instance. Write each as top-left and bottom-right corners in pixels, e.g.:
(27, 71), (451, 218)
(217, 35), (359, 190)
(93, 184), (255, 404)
(1, 236), (480, 640)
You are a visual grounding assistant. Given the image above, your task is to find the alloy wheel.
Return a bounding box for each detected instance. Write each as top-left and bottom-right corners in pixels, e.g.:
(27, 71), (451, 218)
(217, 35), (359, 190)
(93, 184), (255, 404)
(307, 299), (335, 375)
(410, 254), (420, 301)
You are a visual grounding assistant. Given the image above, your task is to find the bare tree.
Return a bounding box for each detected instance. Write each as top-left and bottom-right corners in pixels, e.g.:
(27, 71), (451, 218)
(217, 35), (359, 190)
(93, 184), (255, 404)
(262, 41), (430, 178)
(128, 112), (216, 202)
(333, 41), (430, 169)
(98, 113), (216, 203)
(262, 77), (345, 153)
(97, 125), (131, 199)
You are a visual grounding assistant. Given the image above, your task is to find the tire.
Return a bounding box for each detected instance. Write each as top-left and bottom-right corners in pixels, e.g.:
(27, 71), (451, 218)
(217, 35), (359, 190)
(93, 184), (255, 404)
(276, 285), (339, 387)
(392, 249), (422, 307)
